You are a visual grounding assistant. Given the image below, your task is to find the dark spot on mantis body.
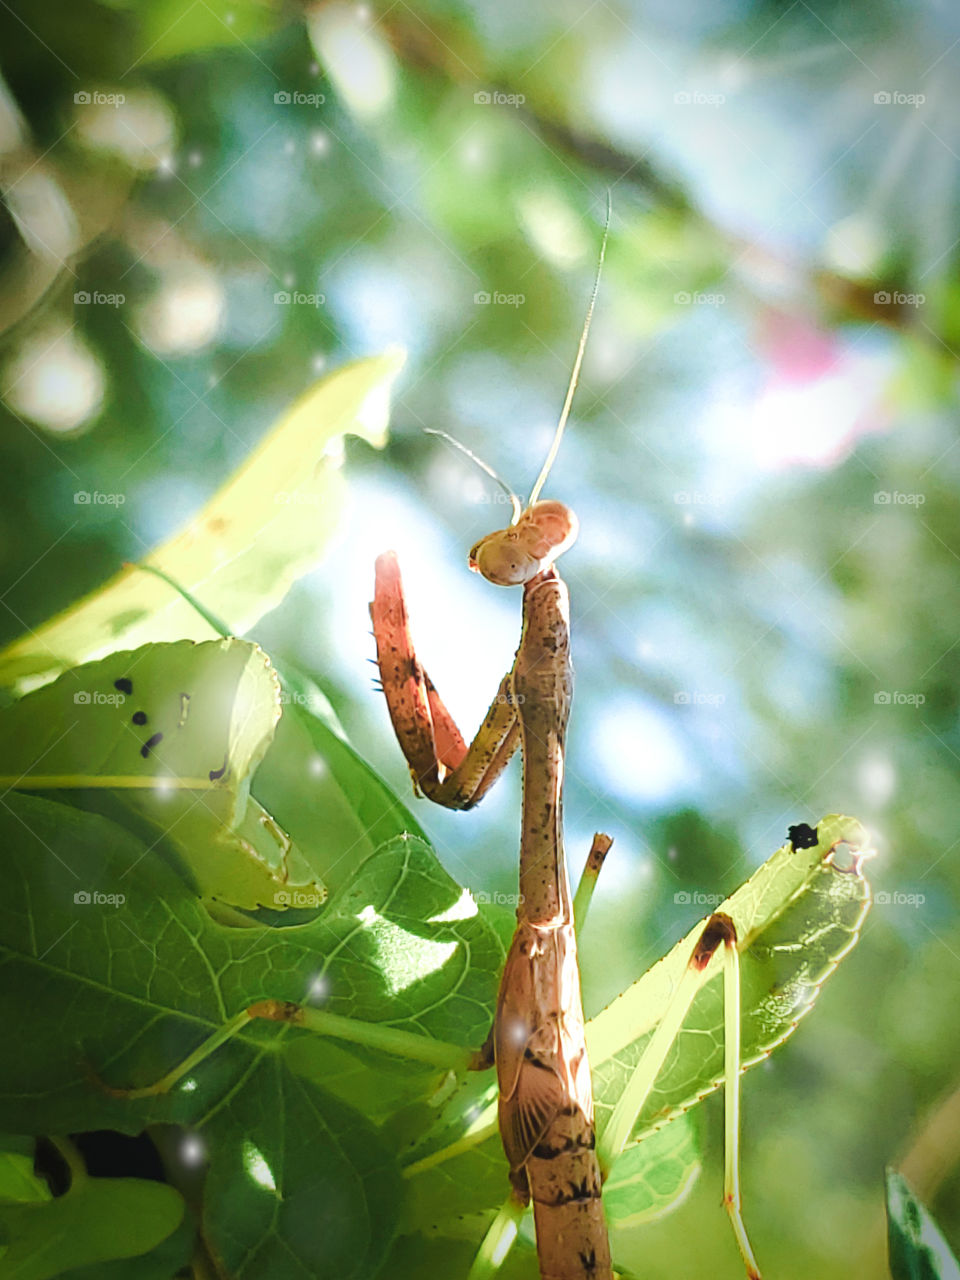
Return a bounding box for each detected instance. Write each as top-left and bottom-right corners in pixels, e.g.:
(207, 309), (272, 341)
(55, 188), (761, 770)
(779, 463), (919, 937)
(533, 1128), (595, 1160)
(209, 753), (228, 782)
(788, 822), (819, 851)
(524, 1049), (554, 1073)
(140, 732), (163, 758)
(132, 711), (148, 726)
(533, 1136), (573, 1159)
(555, 1176), (599, 1204)
(114, 678), (133, 695)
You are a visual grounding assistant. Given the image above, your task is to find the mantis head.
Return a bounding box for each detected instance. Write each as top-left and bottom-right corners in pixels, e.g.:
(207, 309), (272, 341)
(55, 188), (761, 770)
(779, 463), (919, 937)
(468, 501), (579, 586)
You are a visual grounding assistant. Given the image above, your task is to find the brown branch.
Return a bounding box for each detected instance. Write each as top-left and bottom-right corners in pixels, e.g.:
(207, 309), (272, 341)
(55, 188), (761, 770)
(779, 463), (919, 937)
(377, 4), (946, 346)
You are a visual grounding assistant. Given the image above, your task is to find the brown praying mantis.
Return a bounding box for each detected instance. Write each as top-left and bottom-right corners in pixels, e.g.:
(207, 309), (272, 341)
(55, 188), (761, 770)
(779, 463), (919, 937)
(368, 229), (613, 1278)
(366, 222), (873, 1279)
(94, 210), (875, 1280)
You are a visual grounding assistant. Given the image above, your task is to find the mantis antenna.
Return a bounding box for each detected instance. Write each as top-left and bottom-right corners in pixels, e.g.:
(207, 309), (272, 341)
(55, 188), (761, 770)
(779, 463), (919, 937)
(527, 190), (611, 509)
(424, 428), (522, 525)
(426, 192), (610, 529)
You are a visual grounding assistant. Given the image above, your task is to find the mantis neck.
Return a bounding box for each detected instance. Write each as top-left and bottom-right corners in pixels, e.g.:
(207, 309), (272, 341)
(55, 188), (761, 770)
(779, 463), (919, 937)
(513, 571), (574, 927)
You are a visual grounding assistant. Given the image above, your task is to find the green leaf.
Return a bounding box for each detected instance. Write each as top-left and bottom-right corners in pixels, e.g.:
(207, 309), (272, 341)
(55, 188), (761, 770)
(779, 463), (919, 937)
(0, 1176), (184, 1280)
(588, 815), (873, 1144)
(0, 638), (326, 911)
(89, 571), (430, 889)
(0, 351), (405, 693)
(201, 1058), (402, 1280)
(58, 1205), (196, 1280)
(0, 795), (501, 1130)
(601, 1114), (699, 1227)
(403, 1131), (507, 1236)
(887, 1170), (960, 1280)
(0, 1148), (50, 1206)
(0, 794), (503, 1277)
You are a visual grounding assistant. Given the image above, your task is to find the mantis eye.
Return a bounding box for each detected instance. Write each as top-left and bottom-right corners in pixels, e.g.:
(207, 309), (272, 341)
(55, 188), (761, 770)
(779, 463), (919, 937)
(469, 534), (536, 586)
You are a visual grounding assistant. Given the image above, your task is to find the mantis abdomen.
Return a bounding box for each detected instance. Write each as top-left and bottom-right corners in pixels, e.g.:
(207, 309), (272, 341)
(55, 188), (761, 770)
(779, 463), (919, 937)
(495, 921), (611, 1280)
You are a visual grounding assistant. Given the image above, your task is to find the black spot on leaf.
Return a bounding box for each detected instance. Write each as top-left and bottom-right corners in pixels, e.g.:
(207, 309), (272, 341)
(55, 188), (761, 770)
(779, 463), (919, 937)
(114, 678), (133, 695)
(132, 711), (148, 726)
(788, 822), (819, 851)
(140, 732), (163, 758)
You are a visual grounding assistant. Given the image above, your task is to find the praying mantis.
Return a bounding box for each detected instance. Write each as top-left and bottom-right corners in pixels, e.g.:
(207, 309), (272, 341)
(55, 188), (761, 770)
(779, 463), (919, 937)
(367, 220), (874, 1280)
(369, 233), (613, 1278)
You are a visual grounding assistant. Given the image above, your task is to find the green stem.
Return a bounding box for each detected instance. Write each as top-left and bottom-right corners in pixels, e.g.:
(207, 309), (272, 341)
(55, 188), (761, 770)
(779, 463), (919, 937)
(402, 1103), (499, 1178)
(50, 1136), (87, 1187)
(131, 563), (233, 638)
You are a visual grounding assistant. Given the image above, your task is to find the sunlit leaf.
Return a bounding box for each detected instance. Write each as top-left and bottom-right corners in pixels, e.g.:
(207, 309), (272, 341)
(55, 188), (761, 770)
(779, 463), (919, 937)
(0, 638), (327, 910)
(589, 816), (873, 1143)
(601, 1114), (699, 1227)
(0, 351), (405, 693)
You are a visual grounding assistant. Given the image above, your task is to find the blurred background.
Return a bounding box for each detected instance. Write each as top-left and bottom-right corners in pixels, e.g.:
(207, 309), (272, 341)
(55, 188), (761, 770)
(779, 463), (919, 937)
(1, 0), (959, 1275)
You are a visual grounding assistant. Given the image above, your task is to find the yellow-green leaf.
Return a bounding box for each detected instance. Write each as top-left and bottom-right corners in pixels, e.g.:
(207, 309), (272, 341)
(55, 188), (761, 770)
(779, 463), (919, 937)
(0, 350), (406, 693)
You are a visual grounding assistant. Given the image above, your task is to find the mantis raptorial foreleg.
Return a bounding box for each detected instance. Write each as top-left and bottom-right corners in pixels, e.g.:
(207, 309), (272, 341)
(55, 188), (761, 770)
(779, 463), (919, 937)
(370, 551), (520, 808)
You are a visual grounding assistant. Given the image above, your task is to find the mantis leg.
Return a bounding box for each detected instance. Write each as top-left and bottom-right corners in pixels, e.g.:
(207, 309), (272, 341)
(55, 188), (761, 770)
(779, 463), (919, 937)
(573, 832), (613, 939)
(97, 999), (479, 1100)
(597, 912), (762, 1280)
(371, 552), (520, 809)
(466, 1193), (527, 1280)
